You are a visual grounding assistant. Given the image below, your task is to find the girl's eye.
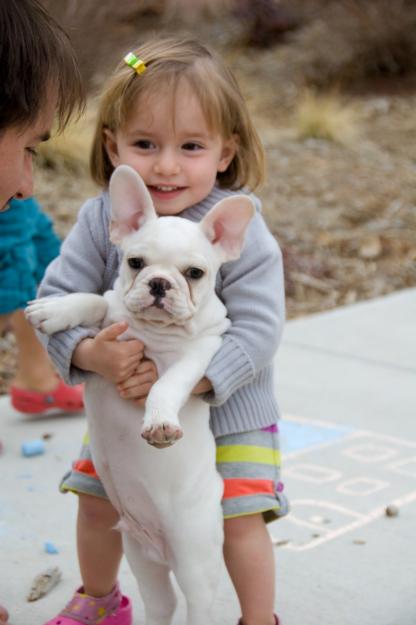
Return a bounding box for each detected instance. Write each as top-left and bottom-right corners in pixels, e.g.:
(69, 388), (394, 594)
(26, 147), (38, 157)
(128, 257), (145, 270)
(135, 140), (154, 150)
(184, 267), (205, 280)
(182, 142), (203, 151)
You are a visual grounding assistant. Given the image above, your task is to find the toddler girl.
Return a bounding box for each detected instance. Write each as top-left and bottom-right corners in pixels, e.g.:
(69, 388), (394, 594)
(39, 37), (287, 625)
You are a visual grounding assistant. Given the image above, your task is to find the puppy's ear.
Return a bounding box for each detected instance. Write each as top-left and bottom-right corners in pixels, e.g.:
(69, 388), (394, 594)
(200, 196), (255, 262)
(109, 165), (157, 244)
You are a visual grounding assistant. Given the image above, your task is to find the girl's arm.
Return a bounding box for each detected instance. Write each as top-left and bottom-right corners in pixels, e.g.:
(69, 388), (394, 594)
(37, 195), (126, 384)
(38, 196), (112, 298)
(202, 208), (285, 406)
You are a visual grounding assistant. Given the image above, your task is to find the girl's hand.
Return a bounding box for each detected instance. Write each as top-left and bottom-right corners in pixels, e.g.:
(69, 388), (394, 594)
(72, 322), (144, 384)
(193, 376), (213, 395)
(117, 358), (158, 406)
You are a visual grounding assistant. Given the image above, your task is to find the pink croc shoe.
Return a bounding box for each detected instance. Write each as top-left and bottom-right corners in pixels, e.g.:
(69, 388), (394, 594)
(10, 379), (84, 414)
(43, 583), (132, 625)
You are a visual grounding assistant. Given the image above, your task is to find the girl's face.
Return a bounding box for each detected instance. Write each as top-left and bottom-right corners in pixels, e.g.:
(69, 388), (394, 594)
(104, 80), (236, 216)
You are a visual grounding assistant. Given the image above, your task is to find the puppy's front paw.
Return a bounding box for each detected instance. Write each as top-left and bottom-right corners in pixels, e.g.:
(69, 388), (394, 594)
(25, 298), (73, 334)
(141, 422), (183, 448)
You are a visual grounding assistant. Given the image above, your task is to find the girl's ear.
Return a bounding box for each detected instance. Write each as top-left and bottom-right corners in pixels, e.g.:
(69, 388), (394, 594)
(103, 129), (121, 168)
(109, 165), (157, 244)
(217, 134), (238, 173)
(200, 195), (255, 262)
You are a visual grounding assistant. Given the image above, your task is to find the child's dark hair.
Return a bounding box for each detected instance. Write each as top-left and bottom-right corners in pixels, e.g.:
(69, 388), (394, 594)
(91, 37), (265, 191)
(0, 0), (85, 133)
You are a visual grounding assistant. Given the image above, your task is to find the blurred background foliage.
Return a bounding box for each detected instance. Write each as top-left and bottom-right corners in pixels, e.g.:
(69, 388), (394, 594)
(41, 0), (416, 93)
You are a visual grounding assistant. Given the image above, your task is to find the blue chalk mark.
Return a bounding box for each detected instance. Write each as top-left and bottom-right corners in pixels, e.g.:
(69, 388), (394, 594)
(21, 439), (45, 457)
(44, 541), (59, 554)
(280, 420), (352, 454)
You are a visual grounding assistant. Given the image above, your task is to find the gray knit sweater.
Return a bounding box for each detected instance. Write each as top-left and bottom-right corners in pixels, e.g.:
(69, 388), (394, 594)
(38, 185), (285, 438)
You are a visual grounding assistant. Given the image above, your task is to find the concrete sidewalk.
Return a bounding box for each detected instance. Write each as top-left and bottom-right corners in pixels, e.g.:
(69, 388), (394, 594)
(1, 289), (415, 625)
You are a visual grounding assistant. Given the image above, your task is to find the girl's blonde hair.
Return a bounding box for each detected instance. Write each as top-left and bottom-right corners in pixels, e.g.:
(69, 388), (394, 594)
(90, 37), (265, 191)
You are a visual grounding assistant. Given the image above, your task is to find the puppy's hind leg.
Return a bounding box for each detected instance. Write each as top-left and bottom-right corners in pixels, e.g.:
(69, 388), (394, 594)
(122, 534), (177, 625)
(169, 515), (223, 625)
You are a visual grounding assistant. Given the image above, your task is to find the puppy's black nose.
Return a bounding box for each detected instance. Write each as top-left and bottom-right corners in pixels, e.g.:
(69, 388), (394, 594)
(148, 278), (171, 298)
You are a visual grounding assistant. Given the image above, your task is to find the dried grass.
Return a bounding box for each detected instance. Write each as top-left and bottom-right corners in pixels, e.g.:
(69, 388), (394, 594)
(295, 90), (359, 144)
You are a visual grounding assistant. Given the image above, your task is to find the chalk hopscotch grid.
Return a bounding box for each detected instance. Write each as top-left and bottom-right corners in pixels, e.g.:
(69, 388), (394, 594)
(271, 415), (416, 551)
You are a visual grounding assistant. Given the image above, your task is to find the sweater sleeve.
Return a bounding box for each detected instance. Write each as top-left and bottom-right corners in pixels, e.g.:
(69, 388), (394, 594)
(203, 207), (285, 406)
(37, 195), (115, 384)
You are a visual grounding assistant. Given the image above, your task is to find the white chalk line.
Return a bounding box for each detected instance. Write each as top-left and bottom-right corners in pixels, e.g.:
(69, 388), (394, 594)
(282, 490), (416, 551)
(275, 414), (416, 551)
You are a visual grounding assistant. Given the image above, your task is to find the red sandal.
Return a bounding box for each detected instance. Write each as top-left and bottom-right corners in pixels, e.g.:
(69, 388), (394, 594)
(10, 379), (84, 414)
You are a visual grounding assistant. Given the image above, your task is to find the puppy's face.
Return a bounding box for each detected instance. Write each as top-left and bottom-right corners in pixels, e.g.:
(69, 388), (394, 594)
(118, 217), (219, 325)
(109, 165), (255, 326)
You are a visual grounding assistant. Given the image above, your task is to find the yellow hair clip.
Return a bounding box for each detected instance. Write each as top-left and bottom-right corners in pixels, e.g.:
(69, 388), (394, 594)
(124, 52), (146, 75)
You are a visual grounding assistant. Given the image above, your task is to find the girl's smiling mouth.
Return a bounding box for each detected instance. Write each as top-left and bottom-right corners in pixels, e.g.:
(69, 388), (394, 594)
(148, 185), (186, 199)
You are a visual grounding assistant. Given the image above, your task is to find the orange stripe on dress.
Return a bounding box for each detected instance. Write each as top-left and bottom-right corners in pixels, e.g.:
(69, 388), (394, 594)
(73, 459), (99, 479)
(223, 478), (275, 499)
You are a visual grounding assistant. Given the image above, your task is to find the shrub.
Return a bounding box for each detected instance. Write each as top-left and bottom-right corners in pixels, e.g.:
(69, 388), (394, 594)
(291, 0), (416, 87)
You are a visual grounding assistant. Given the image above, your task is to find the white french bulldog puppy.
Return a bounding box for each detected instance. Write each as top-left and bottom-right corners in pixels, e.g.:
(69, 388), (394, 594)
(26, 165), (254, 625)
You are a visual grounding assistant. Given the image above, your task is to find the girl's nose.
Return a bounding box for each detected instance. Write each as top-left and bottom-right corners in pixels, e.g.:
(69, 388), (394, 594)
(153, 148), (180, 176)
(14, 155), (34, 200)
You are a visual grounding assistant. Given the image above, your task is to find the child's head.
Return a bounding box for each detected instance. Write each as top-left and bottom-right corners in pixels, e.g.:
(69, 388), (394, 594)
(0, 0), (84, 134)
(0, 0), (84, 211)
(91, 37), (265, 213)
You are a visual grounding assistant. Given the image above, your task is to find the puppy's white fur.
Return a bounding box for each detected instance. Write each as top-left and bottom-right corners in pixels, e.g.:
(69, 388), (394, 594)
(26, 165), (254, 625)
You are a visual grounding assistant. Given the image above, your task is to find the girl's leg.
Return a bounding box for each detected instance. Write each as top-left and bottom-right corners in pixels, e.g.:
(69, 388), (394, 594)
(224, 514), (276, 625)
(77, 493), (123, 596)
(10, 309), (60, 392)
(42, 490), (130, 624)
(0, 314), (11, 335)
(0, 604), (10, 624)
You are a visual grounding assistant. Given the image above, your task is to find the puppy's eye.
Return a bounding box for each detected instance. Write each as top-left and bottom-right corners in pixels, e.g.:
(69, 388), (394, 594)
(185, 267), (204, 280)
(128, 257), (145, 270)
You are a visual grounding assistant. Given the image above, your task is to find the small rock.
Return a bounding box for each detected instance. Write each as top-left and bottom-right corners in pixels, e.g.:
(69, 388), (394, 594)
(385, 504), (399, 517)
(359, 235), (383, 260)
(343, 290), (358, 305)
(27, 566), (62, 601)
(310, 515), (331, 524)
(271, 537), (290, 547)
(353, 539), (366, 545)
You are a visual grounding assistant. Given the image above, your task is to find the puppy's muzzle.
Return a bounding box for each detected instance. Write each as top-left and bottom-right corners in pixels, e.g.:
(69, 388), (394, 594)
(148, 277), (172, 309)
